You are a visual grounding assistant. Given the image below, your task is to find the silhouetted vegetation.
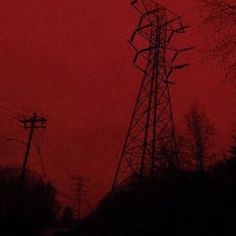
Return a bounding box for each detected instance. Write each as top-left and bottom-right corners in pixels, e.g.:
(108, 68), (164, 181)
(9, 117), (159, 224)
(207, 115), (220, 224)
(0, 167), (59, 236)
(229, 136), (236, 158)
(64, 130), (236, 236)
(182, 103), (215, 172)
(198, 0), (236, 81)
(60, 206), (74, 226)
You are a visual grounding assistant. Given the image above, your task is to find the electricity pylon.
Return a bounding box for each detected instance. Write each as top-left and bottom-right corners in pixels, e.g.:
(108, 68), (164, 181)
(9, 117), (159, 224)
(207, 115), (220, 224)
(112, 0), (192, 192)
(71, 175), (89, 220)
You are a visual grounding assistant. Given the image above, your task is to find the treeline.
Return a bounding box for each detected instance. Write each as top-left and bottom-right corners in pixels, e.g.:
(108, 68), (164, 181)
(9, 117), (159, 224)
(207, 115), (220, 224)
(67, 138), (236, 236)
(0, 167), (59, 235)
(66, 105), (236, 236)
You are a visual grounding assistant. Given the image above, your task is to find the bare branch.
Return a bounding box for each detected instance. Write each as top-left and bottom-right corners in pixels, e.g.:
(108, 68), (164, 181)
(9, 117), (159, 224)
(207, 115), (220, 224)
(198, 0), (236, 82)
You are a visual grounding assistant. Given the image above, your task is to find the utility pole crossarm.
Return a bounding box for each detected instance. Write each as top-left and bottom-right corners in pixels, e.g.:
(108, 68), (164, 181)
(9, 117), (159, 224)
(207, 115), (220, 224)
(18, 113), (47, 129)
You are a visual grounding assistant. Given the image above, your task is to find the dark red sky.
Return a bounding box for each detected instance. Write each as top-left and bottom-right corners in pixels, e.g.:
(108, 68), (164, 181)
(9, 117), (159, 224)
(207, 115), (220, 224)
(0, 0), (235, 212)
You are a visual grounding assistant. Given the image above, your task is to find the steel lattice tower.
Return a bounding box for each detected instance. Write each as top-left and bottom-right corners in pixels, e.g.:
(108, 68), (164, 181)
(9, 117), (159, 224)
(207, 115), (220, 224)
(112, 0), (192, 191)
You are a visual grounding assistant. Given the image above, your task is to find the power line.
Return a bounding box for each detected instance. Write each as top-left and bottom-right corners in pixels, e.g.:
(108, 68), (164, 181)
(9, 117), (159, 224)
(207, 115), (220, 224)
(37, 129), (47, 178)
(38, 138), (73, 180)
(35, 143), (48, 180)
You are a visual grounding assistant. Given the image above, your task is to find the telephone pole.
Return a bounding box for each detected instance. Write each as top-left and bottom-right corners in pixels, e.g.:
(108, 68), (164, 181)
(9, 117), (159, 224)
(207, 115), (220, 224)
(18, 112), (47, 189)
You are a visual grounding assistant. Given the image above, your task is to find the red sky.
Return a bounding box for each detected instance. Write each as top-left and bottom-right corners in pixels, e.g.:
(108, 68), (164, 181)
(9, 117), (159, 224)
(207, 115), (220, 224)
(0, 0), (235, 213)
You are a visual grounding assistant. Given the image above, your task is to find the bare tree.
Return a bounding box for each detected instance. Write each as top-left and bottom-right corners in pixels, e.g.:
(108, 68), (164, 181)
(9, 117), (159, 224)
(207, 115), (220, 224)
(184, 103), (215, 173)
(229, 135), (236, 158)
(198, 0), (236, 81)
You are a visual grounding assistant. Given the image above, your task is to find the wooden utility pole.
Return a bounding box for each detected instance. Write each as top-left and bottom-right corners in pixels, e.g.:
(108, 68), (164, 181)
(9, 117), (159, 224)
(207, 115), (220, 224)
(18, 112), (47, 189)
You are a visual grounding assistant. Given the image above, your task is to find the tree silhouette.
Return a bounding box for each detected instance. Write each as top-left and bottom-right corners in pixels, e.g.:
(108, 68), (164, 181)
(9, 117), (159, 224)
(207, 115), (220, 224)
(229, 136), (236, 158)
(184, 103), (215, 173)
(0, 166), (60, 236)
(198, 0), (236, 81)
(61, 206), (74, 226)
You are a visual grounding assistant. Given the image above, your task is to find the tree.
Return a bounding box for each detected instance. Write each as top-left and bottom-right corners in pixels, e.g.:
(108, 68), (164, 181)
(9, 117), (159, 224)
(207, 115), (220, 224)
(198, 0), (236, 81)
(184, 103), (215, 173)
(0, 167), (60, 235)
(229, 136), (236, 158)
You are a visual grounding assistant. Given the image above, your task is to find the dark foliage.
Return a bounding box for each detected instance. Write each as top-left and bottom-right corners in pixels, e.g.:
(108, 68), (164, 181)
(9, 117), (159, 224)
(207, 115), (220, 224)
(0, 167), (59, 236)
(229, 136), (236, 159)
(67, 148), (236, 236)
(60, 206), (74, 226)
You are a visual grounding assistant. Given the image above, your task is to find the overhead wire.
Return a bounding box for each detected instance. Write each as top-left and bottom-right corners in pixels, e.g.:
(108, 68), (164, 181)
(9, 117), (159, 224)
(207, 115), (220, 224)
(33, 128), (48, 181)
(33, 128), (75, 203)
